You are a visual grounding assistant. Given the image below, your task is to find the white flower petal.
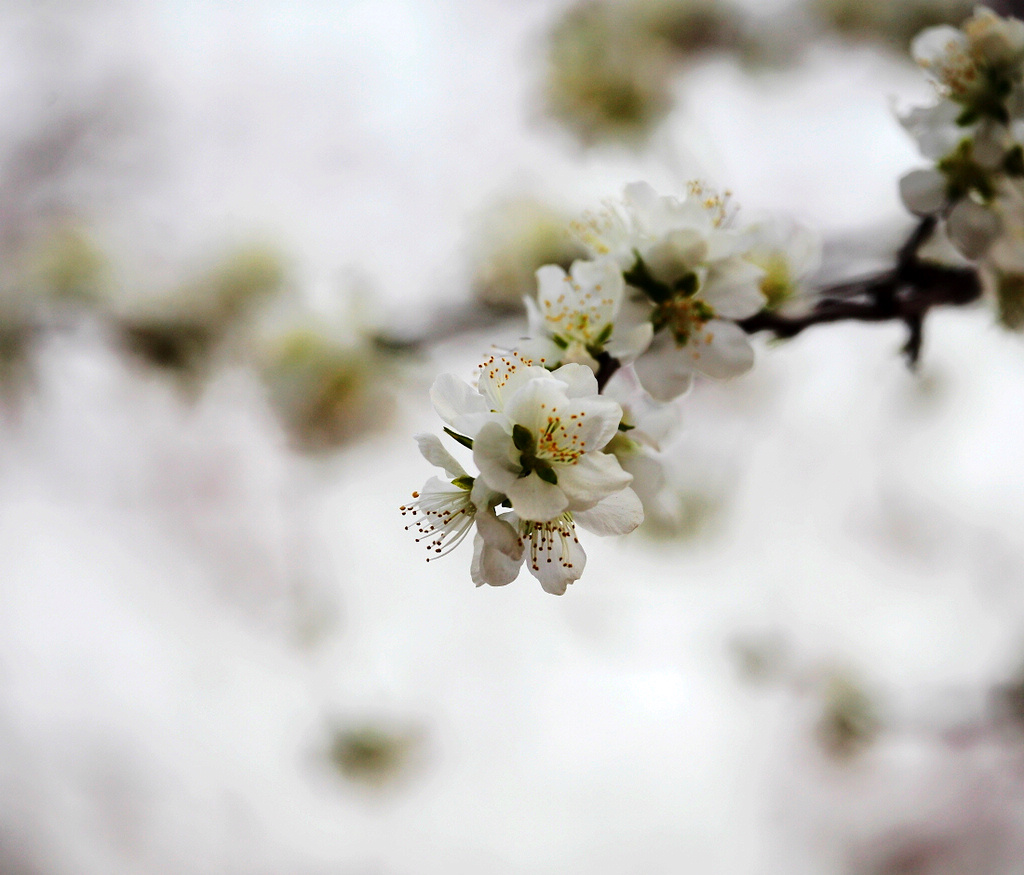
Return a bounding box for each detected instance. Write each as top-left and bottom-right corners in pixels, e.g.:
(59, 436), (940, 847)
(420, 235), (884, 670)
(475, 505), (524, 560)
(633, 335), (696, 402)
(557, 451), (633, 511)
(607, 321), (654, 363)
(898, 101), (965, 160)
(471, 529), (523, 587)
(684, 318), (755, 379)
(505, 472), (570, 522)
(947, 199), (1001, 259)
(523, 519), (586, 595)
(900, 168), (948, 216)
(414, 433), (467, 478)
(473, 421), (521, 493)
(549, 362), (600, 399)
(430, 373), (489, 434)
(703, 259), (765, 318)
(515, 333), (565, 370)
(573, 486), (644, 536)
(476, 354), (550, 411)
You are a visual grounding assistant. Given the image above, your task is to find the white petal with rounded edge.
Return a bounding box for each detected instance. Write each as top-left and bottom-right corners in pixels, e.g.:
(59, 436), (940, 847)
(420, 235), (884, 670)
(911, 26), (969, 74)
(900, 168), (947, 216)
(703, 259), (765, 318)
(686, 319), (755, 379)
(505, 472), (569, 522)
(607, 320), (654, 363)
(430, 373), (489, 434)
(475, 505), (524, 560)
(633, 336), (696, 402)
(573, 486), (644, 535)
(525, 524), (586, 595)
(473, 421), (521, 493)
(550, 362), (599, 399)
(557, 451), (633, 511)
(948, 199), (1001, 259)
(414, 433), (467, 478)
(471, 531), (523, 587)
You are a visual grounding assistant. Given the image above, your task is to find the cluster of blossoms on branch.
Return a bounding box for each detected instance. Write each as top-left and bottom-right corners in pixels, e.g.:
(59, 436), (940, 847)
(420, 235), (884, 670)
(900, 6), (1024, 325)
(403, 180), (820, 594)
(405, 5), (1024, 595)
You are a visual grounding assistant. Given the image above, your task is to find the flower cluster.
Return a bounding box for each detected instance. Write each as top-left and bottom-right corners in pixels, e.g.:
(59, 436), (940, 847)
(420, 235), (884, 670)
(899, 8), (1024, 267)
(406, 7), (1024, 595)
(403, 353), (643, 594)
(568, 181), (819, 400)
(407, 181), (819, 593)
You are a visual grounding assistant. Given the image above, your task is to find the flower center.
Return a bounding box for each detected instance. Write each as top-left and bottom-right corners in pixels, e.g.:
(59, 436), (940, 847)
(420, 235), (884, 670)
(653, 294), (716, 346)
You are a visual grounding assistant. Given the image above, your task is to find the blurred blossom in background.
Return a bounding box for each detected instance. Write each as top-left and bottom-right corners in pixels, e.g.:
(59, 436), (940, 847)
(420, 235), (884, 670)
(2, 0), (1024, 873)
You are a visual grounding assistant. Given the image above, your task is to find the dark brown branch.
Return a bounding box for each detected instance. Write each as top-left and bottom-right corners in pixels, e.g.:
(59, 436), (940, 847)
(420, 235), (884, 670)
(737, 218), (982, 367)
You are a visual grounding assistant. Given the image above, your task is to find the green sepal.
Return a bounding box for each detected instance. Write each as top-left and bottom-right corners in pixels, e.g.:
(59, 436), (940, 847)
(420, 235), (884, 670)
(451, 475), (475, 490)
(535, 465), (559, 485)
(443, 427), (474, 450)
(594, 322), (613, 346)
(512, 424), (535, 453)
(673, 272), (699, 297)
(624, 251), (673, 304)
(956, 107), (979, 127)
(1005, 145), (1024, 177)
(552, 334), (569, 350)
(618, 421), (636, 432)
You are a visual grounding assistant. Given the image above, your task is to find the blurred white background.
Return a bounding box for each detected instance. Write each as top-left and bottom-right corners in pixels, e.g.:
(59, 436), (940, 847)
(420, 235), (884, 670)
(2, 1), (1024, 873)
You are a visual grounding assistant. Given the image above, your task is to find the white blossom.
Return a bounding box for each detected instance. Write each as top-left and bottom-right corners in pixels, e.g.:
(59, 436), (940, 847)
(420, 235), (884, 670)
(601, 366), (677, 516)
(519, 258), (653, 372)
(470, 362), (633, 521)
(401, 433), (522, 564)
(570, 181), (764, 400)
(738, 216), (822, 312)
(471, 486), (644, 595)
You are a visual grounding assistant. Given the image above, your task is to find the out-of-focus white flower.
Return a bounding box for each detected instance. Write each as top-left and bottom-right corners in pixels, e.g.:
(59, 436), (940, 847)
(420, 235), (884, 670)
(519, 258), (653, 371)
(601, 365), (678, 516)
(571, 180), (739, 268)
(964, 7), (1024, 76)
(571, 181), (764, 400)
(947, 196), (1003, 257)
(898, 100), (968, 161)
(913, 10), (1024, 103)
(900, 167), (950, 215)
(913, 24), (981, 99)
(739, 217), (822, 312)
